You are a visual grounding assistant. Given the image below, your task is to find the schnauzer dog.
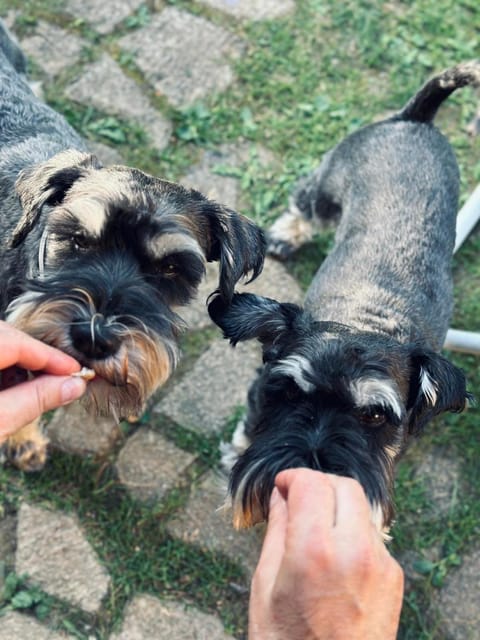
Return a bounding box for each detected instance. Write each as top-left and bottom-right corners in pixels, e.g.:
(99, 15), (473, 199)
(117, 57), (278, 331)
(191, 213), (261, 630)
(0, 22), (265, 471)
(209, 62), (478, 536)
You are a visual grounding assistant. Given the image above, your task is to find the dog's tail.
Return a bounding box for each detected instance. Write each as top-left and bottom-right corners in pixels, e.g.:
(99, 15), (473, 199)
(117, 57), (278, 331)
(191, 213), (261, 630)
(0, 19), (27, 75)
(398, 61), (480, 123)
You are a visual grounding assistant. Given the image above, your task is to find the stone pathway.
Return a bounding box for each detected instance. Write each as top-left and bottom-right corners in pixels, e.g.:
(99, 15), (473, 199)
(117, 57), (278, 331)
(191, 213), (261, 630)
(1, 2), (478, 639)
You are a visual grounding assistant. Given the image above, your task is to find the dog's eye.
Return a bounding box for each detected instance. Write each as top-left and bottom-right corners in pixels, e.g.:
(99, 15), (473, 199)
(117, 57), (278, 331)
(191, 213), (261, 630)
(71, 235), (89, 251)
(157, 261), (179, 278)
(358, 407), (387, 427)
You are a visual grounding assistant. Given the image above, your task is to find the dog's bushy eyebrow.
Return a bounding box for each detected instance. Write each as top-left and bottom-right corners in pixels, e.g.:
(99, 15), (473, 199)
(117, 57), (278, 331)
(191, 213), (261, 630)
(272, 355), (316, 393)
(350, 377), (403, 419)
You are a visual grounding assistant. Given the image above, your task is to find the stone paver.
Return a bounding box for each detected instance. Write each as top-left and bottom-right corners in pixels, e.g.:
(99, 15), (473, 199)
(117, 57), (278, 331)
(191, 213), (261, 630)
(415, 450), (461, 516)
(111, 595), (235, 640)
(167, 470), (264, 577)
(435, 547), (480, 639)
(20, 22), (84, 77)
(15, 503), (110, 614)
(47, 402), (121, 456)
(65, 0), (145, 34)
(119, 7), (244, 108)
(88, 140), (125, 166)
(156, 338), (261, 434)
(115, 427), (196, 502)
(65, 54), (172, 151)
(0, 514), (16, 567)
(181, 143), (277, 210)
(198, 0), (296, 20)
(0, 612), (72, 640)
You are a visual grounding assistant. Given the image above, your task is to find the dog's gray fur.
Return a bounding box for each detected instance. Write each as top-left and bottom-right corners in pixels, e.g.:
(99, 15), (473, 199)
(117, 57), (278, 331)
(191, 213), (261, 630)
(270, 62), (480, 351)
(209, 62), (478, 533)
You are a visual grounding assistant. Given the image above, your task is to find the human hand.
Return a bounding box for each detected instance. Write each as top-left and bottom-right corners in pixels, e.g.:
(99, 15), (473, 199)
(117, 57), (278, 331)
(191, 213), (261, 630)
(249, 468), (404, 640)
(0, 321), (87, 442)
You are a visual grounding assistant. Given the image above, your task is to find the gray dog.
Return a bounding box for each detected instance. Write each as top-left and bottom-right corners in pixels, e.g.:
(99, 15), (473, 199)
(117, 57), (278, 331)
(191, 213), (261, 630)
(0, 23), (265, 471)
(209, 62), (477, 536)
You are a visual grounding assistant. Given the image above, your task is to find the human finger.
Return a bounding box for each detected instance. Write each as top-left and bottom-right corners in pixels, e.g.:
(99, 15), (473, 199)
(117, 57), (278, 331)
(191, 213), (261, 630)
(0, 375), (86, 439)
(0, 323), (81, 375)
(333, 475), (372, 533)
(275, 468), (337, 552)
(252, 487), (288, 591)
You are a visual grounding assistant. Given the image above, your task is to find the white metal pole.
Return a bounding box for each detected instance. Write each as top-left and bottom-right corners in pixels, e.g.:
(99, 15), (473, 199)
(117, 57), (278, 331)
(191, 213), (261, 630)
(445, 185), (480, 355)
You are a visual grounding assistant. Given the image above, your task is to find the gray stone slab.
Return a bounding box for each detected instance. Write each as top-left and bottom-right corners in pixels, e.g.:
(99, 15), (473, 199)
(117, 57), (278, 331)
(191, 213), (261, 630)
(0, 514), (17, 567)
(168, 470), (264, 577)
(65, 0), (145, 35)
(15, 503), (110, 614)
(20, 22), (84, 77)
(115, 427), (196, 502)
(111, 595), (235, 640)
(119, 8), (244, 108)
(179, 255), (304, 331)
(197, 0), (295, 20)
(435, 547), (480, 639)
(65, 54), (172, 151)
(0, 612), (72, 640)
(415, 450), (461, 515)
(46, 402), (121, 457)
(155, 338), (261, 434)
(181, 143), (277, 211)
(88, 141), (124, 166)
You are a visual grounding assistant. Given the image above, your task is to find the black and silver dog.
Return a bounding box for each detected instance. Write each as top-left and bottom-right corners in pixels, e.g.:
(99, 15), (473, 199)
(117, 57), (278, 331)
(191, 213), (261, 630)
(209, 62), (477, 536)
(0, 23), (265, 471)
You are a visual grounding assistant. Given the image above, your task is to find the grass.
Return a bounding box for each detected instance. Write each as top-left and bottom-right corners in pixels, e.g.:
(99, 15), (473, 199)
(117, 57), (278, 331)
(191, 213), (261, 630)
(0, 0), (480, 638)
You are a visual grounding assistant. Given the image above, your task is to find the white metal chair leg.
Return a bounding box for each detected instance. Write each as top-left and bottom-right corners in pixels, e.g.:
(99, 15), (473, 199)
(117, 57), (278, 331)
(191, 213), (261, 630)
(444, 185), (480, 355)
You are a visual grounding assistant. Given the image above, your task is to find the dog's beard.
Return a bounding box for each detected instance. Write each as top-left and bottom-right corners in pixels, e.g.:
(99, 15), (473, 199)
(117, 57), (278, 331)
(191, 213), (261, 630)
(7, 291), (178, 419)
(227, 421), (395, 537)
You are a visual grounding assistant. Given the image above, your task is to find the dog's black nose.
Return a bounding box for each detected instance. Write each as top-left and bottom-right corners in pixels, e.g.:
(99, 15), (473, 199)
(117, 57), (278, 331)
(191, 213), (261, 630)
(70, 316), (120, 360)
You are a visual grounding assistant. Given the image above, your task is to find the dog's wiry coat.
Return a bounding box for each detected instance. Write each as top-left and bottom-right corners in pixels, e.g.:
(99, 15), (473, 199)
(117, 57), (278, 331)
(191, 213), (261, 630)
(0, 22), (265, 471)
(209, 62), (477, 536)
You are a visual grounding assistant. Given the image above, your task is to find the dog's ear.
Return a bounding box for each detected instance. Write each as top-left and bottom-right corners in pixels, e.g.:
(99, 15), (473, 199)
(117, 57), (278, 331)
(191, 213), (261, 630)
(10, 150), (102, 248)
(201, 203), (266, 302)
(407, 347), (471, 434)
(208, 292), (302, 348)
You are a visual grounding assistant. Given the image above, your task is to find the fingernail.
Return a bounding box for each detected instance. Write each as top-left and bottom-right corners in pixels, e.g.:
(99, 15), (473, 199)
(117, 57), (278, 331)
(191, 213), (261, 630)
(61, 377), (86, 404)
(270, 487), (281, 508)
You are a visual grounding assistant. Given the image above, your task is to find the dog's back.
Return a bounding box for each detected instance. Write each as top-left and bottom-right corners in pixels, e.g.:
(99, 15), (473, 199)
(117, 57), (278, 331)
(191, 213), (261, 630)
(301, 62), (480, 350)
(0, 21), (85, 170)
(0, 21), (86, 241)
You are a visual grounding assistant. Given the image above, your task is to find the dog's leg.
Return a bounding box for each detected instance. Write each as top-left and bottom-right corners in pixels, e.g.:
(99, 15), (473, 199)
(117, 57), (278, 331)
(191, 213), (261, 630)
(4, 419), (49, 472)
(268, 149), (341, 259)
(220, 418), (251, 473)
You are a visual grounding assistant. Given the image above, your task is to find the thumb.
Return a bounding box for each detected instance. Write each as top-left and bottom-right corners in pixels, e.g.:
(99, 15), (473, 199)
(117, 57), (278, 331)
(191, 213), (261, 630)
(0, 375), (86, 439)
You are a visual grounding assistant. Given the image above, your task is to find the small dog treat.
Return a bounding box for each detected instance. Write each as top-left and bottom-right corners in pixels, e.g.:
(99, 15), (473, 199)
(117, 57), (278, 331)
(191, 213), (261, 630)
(71, 367), (96, 381)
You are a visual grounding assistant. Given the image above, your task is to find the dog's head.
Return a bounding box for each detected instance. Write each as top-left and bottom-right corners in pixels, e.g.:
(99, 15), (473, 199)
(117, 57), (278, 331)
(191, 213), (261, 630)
(6, 150), (265, 418)
(209, 292), (471, 535)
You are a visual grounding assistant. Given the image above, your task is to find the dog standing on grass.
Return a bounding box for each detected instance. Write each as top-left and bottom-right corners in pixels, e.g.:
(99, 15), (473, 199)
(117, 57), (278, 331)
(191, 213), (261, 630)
(0, 22), (265, 471)
(209, 62), (477, 537)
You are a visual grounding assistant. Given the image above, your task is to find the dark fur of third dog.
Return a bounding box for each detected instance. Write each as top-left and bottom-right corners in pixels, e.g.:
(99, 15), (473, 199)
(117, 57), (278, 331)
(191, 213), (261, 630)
(209, 62), (478, 537)
(0, 22), (265, 471)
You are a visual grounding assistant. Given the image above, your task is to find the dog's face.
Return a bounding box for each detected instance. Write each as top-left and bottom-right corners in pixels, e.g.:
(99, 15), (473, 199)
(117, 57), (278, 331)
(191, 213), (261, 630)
(209, 293), (470, 534)
(5, 150), (265, 419)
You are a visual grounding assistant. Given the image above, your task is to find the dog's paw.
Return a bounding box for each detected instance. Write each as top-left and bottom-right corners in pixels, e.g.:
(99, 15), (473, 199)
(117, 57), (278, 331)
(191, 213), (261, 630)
(266, 234), (297, 260)
(6, 438), (48, 472)
(220, 418), (251, 473)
